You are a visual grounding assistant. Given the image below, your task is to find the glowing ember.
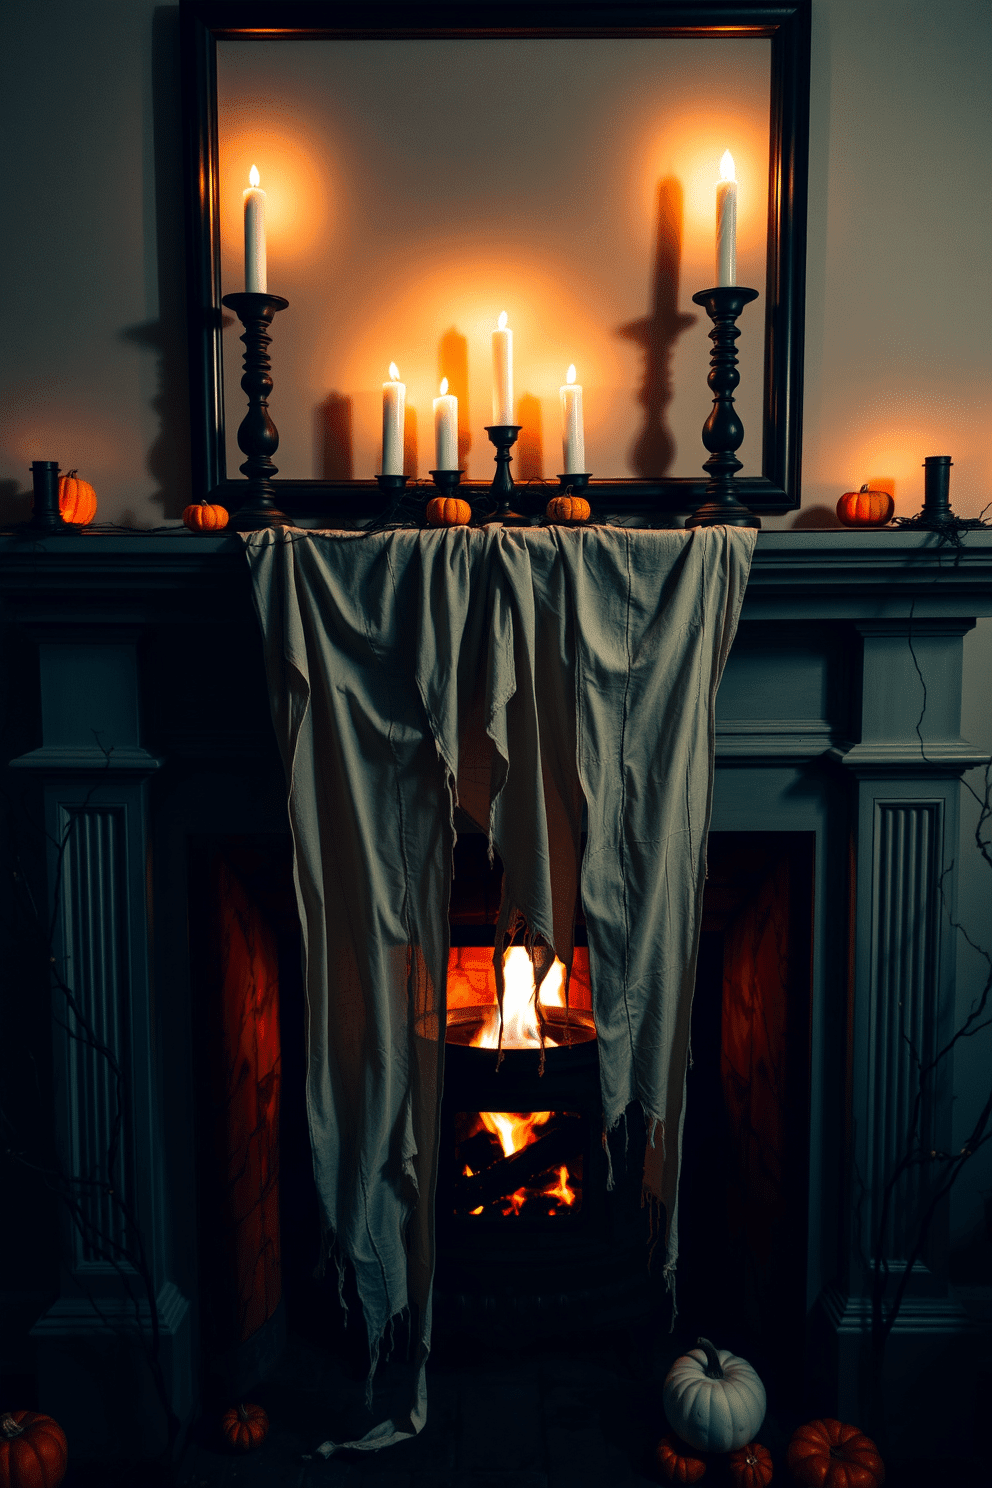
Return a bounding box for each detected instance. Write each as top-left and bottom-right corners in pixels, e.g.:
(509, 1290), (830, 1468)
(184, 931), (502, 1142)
(543, 1164), (577, 1207)
(470, 947), (568, 1050)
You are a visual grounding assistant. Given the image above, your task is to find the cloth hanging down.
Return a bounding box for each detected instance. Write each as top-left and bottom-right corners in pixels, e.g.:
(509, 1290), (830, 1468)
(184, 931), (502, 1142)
(244, 523), (756, 1449)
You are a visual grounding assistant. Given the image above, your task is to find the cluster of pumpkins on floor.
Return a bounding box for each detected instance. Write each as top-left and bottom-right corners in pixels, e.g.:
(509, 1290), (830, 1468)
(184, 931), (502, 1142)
(42, 471), (899, 531)
(1, 1342), (885, 1486)
(656, 1338), (884, 1487)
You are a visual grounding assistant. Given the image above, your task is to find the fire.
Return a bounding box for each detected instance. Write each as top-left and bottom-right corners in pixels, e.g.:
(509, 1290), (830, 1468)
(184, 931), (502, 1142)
(544, 1164), (577, 1208)
(460, 1111), (580, 1219)
(470, 946), (568, 1050)
(479, 1108), (551, 1158)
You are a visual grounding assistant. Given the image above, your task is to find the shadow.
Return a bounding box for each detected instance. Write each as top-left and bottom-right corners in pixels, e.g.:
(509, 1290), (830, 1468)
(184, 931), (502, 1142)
(516, 394), (543, 481)
(404, 406), (418, 480)
(617, 176), (697, 477)
(314, 393), (354, 480)
(0, 479), (31, 526)
(439, 328), (471, 471)
(119, 7), (193, 520)
(791, 504), (842, 529)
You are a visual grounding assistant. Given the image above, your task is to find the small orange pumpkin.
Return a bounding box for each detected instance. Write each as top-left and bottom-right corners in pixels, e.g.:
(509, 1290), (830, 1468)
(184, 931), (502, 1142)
(546, 494), (591, 524)
(182, 500), (230, 531)
(0, 1409), (69, 1488)
(220, 1402), (269, 1453)
(656, 1433), (707, 1484)
(426, 496), (472, 527)
(835, 485), (894, 528)
(728, 1442), (773, 1488)
(787, 1418), (884, 1488)
(58, 470), (97, 525)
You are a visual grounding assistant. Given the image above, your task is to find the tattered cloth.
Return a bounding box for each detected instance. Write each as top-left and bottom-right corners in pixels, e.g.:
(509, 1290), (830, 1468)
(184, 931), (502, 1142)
(244, 523), (756, 1450)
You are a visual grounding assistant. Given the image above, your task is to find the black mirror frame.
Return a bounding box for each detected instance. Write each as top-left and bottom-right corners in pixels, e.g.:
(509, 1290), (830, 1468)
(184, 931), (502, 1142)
(180, 0), (810, 521)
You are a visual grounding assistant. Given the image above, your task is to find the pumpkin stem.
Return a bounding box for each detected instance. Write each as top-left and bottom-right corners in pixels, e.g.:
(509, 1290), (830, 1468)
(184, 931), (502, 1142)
(1, 1413), (25, 1439)
(696, 1336), (725, 1379)
(237, 1403), (249, 1423)
(66, 469), (78, 479)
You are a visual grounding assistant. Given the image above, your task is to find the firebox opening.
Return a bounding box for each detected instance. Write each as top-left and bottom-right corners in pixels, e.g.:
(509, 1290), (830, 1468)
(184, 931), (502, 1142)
(453, 1110), (584, 1220)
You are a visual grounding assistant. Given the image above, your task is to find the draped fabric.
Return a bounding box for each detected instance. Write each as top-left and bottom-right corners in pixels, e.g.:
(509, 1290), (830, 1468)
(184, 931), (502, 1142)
(244, 524), (756, 1449)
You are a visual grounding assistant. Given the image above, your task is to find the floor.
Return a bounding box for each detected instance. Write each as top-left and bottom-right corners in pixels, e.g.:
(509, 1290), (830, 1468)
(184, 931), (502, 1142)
(174, 1324), (680, 1488)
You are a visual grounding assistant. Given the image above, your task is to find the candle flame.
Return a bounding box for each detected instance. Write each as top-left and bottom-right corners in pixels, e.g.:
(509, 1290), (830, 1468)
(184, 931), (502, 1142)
(439, 378), (449, 397)
(249, 164), (260, 188)
(497, 311), (508, 331)
(719, 150), (736, 183)
(389, 362), (400, 381)
(566, 365), (576, 386)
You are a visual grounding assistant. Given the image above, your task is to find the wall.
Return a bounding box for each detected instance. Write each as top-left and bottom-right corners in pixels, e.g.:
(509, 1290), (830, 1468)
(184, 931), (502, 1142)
(1, 0), (989, 1275)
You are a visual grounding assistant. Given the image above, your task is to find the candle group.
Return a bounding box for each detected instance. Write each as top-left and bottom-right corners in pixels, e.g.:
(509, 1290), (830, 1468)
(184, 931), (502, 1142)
(240, 152), (738, 476)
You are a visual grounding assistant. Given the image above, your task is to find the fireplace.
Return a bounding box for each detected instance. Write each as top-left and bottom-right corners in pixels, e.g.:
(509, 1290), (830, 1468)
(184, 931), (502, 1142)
(3, 529), (990, 1457)
(179, 820), (815, 1391)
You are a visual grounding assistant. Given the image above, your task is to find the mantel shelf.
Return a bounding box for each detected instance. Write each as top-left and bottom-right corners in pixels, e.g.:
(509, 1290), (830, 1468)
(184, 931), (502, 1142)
(1, 528), (991, 624)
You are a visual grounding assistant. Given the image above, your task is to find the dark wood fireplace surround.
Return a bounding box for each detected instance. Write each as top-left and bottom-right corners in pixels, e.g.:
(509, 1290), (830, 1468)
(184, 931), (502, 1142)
(2, 528), (990, 1458)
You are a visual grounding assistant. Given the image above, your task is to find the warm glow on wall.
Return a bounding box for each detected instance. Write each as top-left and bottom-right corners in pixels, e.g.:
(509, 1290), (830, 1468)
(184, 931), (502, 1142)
(219, 127), (333, 266)
(217, 37), (771, 482)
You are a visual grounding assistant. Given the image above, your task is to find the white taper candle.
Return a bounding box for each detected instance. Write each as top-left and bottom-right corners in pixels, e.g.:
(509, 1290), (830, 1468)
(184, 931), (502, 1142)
(560, 366), (585, 474)
(243, 165), (267, 294)
(433, 379), (458, 469)
(492, 311), (513, 424)
(716, 150), (737, 288)
(381, 363), (406, 476)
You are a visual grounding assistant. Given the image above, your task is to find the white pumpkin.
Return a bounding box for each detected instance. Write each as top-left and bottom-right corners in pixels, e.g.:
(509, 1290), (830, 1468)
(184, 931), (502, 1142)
(663, 1337), (766, 1452)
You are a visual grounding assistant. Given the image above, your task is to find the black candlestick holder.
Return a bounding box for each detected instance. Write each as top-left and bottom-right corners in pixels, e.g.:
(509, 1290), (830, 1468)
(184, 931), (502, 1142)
(483, 425), (528, 524)
(686, 286), (761, 530)
(430, 470), (464, 500)
(28, 461), (68, 533)
(557, 473), (591, 493)
(221, 291), (290, 531)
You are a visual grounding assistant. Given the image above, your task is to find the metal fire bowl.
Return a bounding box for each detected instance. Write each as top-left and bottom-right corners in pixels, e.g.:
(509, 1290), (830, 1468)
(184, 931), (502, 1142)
(444, 1003), (598, 1048)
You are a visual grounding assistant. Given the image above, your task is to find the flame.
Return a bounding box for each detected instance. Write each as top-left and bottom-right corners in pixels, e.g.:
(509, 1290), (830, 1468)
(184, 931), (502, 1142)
(543, 1164), (577, 1207)
(719, 150), (736, 183)
(480, 1109), (552, 1159)
(460, 1110), (580, 1219)
(566, 365), (577, 386)
(497, 310), (508, 330)
(249, 164), (260, 189)
(469, 946), (568, 1050)
(388, 362), (400, 381)
(439, 377), (449, 396)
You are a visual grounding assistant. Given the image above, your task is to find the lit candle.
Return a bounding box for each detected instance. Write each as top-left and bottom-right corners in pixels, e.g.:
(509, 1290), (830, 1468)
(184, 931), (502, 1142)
(716, 151), (737, 287)
(381, 363), (405, 476)
(492, 311), (513, 424)
(560, 365), (585, 474)
(433, 378), (458, 469)
(243, 165), (267, 293)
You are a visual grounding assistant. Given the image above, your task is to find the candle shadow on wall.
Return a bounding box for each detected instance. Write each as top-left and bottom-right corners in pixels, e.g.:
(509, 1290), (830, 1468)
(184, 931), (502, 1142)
(439, 329), (471, 471)
(516, 394), (544, 481)
(404, 408), (419, 481)
(315, 393), (354, 480)
(617, 176), (697, 478)
(119, 7), (193, 519)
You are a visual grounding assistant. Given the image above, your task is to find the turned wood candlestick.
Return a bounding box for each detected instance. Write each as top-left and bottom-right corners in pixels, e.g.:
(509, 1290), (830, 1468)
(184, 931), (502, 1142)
(221, 291), (290, 531)
(687, 286), (761, 530)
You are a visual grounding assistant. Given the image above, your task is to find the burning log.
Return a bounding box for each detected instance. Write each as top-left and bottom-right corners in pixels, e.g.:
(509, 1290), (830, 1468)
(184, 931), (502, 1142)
(456, 1115), (583, 1210)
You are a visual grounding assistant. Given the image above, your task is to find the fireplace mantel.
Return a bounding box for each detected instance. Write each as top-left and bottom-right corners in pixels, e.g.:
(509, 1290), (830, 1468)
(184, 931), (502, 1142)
(3, 527), (991, 1456)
